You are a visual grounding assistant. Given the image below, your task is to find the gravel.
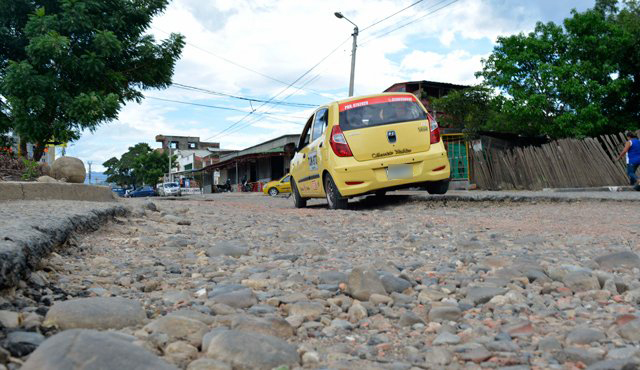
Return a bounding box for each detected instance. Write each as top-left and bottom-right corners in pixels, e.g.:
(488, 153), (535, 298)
(1, 192), (640, 369)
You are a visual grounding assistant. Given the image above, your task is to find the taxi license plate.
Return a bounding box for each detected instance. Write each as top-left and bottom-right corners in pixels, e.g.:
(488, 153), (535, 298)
(386, 164), (412, 180)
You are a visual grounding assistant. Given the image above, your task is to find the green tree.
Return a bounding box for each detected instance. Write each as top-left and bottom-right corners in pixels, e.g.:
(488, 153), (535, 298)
(103, 143), (175, 187)
(477, 0), (640, 138)
(0, 0), (184, 160)
(431, 85), (507, 134)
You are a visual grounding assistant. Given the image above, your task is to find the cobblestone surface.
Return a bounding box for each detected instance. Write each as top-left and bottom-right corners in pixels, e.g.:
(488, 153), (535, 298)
(2, 192), (640, 369)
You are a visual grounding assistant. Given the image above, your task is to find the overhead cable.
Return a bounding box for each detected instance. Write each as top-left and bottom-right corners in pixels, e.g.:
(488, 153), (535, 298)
(360, 0), (459, 46)
(152, 26), (329, 99)
(170, 82), (318, 108)
(145, 96), (305, 124)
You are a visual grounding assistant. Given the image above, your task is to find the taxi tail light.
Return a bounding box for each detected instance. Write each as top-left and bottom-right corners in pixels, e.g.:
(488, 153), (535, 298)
(330, 125), (353, 157)
(430, 119), (440, 144)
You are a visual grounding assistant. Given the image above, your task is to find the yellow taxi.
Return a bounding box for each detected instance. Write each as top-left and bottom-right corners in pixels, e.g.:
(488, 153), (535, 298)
(262, 174), (292, 196)
(289, 93), (450, 209)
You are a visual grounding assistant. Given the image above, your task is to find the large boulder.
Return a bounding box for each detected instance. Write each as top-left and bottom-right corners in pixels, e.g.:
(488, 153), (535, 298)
(206, 330), (299, 370)
(21, 329), (177, 370)
(38, 162), (51, 176)
(44, 297), (146, 330)
(52, 156), (86, 183)
(594, 251), (640, 270)
(347, 266), (387, 301)
(144, 316), (209, 347)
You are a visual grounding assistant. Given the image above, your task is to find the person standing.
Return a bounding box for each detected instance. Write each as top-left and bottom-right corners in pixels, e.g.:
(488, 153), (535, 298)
(617, 131), (640, 190)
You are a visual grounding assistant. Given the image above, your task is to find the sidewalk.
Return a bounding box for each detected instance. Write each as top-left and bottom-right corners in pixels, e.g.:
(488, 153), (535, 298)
(402, 189), (640, 202)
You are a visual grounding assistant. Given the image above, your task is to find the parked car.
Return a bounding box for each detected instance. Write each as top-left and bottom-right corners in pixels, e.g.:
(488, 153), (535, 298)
(263, 174), (292, 196)
(111, 188), (126, 197)
(158, 182), (181, 196)
(289, 93), (450, 209)
(127, 186), (156, 198)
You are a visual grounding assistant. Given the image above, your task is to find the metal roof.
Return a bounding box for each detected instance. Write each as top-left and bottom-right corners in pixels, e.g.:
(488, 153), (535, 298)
(384, 80), (471, 92)
(219, 134), (300, 162)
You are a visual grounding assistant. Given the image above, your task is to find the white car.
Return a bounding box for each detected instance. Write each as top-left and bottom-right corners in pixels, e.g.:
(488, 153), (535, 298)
(159, 182), (181, 196)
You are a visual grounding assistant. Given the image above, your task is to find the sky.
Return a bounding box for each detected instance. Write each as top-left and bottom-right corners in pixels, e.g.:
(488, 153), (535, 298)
(65, 0), (595, 171)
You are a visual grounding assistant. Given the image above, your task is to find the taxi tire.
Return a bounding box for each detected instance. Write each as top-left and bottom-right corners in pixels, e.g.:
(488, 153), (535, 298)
(291, 179), (307, 208)
(268, 188), (279, 196)
(425, 179), (449, 195)
(324, 174), (348, 210)
(375, 190), (387, 197)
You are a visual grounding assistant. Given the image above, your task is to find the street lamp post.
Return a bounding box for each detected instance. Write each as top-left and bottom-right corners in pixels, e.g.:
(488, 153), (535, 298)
(334, 12), (358, 97)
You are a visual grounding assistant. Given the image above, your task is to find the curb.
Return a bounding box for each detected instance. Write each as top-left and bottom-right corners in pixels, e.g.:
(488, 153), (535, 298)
(421, 194), (577, 203)
(542, 186), (635, 193)
(0, 182), (116, 202)
(399, 191), (640, 203)
(0, 203), (129, 289)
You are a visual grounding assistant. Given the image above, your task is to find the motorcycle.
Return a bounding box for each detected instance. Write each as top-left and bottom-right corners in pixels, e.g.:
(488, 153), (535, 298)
(216, 180), (232, 192)
(241, 180), (253, 192)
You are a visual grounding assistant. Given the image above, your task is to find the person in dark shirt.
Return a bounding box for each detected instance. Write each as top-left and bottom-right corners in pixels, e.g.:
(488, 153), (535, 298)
(617, 131), (640, 190)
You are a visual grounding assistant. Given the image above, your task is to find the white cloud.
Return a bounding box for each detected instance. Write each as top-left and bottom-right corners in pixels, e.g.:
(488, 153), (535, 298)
(399, 49), (488, 85)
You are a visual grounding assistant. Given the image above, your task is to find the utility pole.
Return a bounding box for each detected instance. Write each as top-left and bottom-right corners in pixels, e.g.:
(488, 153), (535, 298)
(168, 145), (172, 182)
(87, 161), (92, 184)
(335, 12), (359, 97)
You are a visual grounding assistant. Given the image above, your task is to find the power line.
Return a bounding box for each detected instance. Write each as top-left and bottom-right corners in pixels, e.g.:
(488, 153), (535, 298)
(201, 36), (352, 141)
(215, 0), (443, 139)
(152, 26), (330, 100)
(155, 1), (457, 140)
(144, 96), (306, 124)
(360, 0), (459, 46)
(360, 0), (425, 32)
(218, 60), (342, 139)
(170, 82), (318, 108)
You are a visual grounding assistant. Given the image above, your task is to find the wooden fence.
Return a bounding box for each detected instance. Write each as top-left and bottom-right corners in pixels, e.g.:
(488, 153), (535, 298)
(472, 133), (629, 190)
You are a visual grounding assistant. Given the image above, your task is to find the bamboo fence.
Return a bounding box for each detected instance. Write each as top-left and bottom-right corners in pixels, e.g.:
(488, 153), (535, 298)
(471, 133), (629, 190)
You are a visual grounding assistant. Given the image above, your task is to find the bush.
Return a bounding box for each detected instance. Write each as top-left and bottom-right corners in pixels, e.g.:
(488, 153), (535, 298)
(21, 158), (40, 181)
(0, 153), (43, 181)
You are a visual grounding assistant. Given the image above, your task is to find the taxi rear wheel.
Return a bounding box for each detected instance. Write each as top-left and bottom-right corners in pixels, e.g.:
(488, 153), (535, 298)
(268, 187), (279, 196)
(425, 179), (450, 195)
(324, 174), (348, 210)
(291, 179), (307, 208)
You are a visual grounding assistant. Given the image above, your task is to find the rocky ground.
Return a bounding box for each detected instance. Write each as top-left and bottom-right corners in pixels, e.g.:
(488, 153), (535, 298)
(1, 192), (640, 369)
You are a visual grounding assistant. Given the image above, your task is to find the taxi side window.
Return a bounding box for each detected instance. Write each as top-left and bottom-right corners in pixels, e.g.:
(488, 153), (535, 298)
(298, 115), (314, 150)
(311, 108), (328, 142)
(282, 176), (290, 183)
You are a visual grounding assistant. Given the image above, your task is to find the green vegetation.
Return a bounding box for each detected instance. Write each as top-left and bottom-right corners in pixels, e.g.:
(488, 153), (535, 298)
(20, 158), (39, 180)
(0, 0), (184, 160)
(433, 0), (640, 138)
(103, 143), (175, 187)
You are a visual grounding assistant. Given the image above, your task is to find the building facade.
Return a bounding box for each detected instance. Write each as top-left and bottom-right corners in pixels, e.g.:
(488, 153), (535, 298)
(155, 135), (220, 151)
(199, 134), (300, 193)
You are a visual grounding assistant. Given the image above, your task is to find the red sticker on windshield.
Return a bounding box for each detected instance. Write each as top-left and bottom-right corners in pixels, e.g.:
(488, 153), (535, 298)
(338, 95), (417, 112)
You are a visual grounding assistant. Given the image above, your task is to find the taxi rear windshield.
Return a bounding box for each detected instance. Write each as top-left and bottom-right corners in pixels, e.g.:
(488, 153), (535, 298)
(339, 100), (427, 131)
